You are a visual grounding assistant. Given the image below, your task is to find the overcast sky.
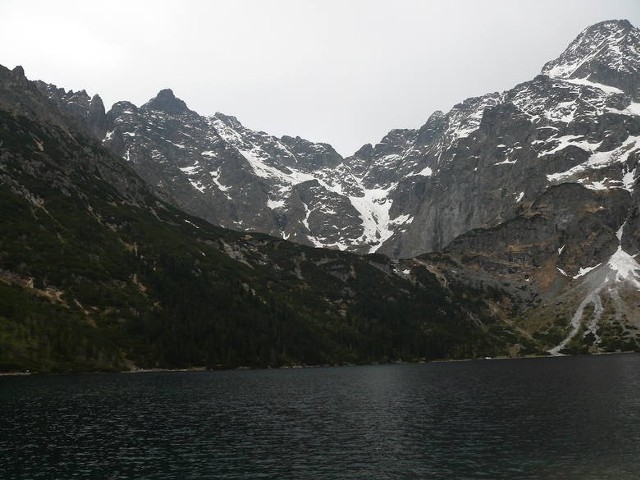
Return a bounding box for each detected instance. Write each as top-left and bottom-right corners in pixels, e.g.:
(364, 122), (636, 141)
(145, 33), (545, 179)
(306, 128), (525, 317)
(2, 0), (639, 155)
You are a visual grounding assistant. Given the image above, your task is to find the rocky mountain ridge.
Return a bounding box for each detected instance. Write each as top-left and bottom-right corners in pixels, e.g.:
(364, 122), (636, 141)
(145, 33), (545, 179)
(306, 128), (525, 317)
(35, 20), (640, 261)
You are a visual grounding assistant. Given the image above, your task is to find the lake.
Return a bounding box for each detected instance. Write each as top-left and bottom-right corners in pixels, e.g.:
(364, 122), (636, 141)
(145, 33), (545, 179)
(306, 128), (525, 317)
(1, 354), (640, 479)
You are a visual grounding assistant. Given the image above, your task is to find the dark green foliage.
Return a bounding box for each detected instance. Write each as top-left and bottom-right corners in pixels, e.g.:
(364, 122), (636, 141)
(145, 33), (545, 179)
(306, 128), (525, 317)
(0, 283), (123, 372)
(596, 322), (640, 353)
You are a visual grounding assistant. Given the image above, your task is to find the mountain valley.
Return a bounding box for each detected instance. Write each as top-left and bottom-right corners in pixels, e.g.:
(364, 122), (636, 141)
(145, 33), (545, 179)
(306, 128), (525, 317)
(1, 19), (640, 371)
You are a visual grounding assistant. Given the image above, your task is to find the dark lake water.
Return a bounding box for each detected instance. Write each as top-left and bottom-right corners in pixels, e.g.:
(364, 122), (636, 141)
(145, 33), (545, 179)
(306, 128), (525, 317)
(2, 355), (640, 479)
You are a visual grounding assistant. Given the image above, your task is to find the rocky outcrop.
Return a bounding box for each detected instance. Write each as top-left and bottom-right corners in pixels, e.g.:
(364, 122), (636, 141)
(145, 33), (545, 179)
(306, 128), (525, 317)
(34, 81), (107, 139)
(143, 88), (190, 114)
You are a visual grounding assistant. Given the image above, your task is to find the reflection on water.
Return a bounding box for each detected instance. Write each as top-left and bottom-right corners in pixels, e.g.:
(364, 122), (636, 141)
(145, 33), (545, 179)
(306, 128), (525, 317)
(2, 354), (640, 479)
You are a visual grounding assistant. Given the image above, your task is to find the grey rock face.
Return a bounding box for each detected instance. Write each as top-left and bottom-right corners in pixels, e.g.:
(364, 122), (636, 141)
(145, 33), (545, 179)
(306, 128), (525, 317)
(144, 89), (190, 114)
(0, 65), (152, 205)
(34, 81), (107, 139)
(375, 19), (640, 257)
(438, 180), (640, 355)
(446, 183), (632, 276)
(103, 94), (358, 245)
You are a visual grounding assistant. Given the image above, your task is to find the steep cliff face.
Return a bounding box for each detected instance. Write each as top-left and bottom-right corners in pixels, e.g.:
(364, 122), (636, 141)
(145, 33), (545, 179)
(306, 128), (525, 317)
(101, 90), (372, 250)
(433, 180), (640, 355)
(34, 81), (107, 139)
(377, 19), (640, 257)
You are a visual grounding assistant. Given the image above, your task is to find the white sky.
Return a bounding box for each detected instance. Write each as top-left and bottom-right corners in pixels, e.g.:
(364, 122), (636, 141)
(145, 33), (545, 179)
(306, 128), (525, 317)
(1, 0), (639, 156)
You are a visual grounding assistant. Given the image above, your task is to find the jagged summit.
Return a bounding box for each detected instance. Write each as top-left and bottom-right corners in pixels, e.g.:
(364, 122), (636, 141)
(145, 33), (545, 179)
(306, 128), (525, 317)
(542, 19), (638, 79)
(143, 88), (190, 114)
(12, 65), (25, 77)
(541, 19), (640, 97)
(213, 112), (244, 129)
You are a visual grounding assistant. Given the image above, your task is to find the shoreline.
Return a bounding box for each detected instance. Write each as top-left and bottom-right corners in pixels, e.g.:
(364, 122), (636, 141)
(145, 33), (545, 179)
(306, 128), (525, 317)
(2, 350), (639, 377)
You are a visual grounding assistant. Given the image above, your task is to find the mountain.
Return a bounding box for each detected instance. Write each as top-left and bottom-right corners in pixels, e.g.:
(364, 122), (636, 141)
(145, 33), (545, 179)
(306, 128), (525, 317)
(99, 93), (379, 252)
(377, 19), (640, 257)
(412, 19), (640, 355)
(5, 18), (640, 365)
(0, 64), (528, 372)
(441, 181), (640, 354)
(36, 21), (640, 262)
(98, 18), (639, 356)
(94, 92), (489, 254)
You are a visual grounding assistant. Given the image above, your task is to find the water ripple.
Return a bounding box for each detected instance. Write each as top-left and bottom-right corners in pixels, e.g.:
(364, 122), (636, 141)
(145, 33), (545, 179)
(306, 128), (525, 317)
(2, 355), (640, 479)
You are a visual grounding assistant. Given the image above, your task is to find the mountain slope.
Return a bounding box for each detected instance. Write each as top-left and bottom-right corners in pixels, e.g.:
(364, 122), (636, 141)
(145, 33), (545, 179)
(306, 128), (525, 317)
(437, 181), (640, 354)
(393, 19), (640, 354)
(0, 65), (525, 372)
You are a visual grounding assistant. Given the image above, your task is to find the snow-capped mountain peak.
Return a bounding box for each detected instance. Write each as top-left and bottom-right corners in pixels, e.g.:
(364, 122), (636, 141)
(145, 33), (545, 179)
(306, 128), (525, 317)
(541, 19), (640, 98)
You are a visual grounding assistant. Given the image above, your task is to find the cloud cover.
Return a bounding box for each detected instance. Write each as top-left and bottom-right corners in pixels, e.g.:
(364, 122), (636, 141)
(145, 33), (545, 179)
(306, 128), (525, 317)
(1, 0), (639, 155)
